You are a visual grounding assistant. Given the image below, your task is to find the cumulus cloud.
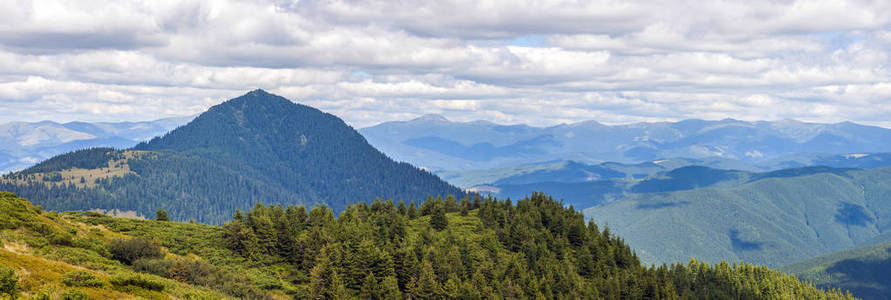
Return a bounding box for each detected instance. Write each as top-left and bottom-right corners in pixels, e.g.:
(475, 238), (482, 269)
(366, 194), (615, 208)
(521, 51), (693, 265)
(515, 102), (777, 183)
(0, 0), (890, 128)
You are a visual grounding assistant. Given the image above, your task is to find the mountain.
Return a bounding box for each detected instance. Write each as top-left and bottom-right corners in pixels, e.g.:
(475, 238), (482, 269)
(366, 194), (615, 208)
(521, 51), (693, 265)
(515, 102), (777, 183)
(0, 192), (855, 299)
(584, 166), (891, 268)
(784, 241), (891, 300)
(0, 90), (461, 223)
(360, 116), (891, 171)
(0, 117), (192, 173)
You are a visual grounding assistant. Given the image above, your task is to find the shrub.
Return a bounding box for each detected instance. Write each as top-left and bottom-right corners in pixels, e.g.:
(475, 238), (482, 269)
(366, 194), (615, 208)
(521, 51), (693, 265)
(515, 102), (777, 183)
(156, 209), (169, 222)
(169, 258), (213, 284)
(109, 237), (163, 265)
(30, 290), (52, 300)
(0, 265), (17, 297)
(60, 289), (89, 300)
(50, 232), (74, 246)
(61, 270), (104, 287)
(132, 258), (175, 277)
(109, 273), (165, 291)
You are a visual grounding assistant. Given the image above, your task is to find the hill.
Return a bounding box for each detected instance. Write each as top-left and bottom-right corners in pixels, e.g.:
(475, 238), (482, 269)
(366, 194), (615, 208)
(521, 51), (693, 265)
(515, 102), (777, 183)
(360, 115), (891, 171)
(0, 117), (190, 173)
(784, 241), (891, 300)
(584, 166), (891, 268)
(0, 191), (255, 299)
(0, 192), (856, 299)
(0, 90), (461, 223)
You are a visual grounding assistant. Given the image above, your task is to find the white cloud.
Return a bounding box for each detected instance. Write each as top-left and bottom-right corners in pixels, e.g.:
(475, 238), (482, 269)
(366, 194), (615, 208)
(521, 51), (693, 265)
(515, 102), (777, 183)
(0, 0), (890, 128)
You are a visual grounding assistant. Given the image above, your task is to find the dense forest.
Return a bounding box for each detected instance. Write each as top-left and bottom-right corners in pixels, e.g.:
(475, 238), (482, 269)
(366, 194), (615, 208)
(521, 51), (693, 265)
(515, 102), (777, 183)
(1, 90), (462, 224)
(221, 192), (854, 299)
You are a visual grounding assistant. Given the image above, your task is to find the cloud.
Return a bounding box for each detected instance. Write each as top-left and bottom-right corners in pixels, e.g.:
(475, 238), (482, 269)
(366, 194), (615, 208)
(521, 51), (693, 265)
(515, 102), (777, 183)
(0, 0), (890, 129)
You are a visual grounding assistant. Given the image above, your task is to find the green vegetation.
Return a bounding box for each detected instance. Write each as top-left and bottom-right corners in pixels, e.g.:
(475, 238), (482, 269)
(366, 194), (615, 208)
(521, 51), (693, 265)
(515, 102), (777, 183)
(585, 166), (891, 268)
(0, 188), (857, 299)
(61, 271), (103, 288)
(155, 209), (169, 222)
(785, 241), (891, 300)
(0, 265), (16, 297)
(1, 90), (461, 224)
(109, 237), (163, 265)
(220, 192), (853, 299)
(0, 192), (243, 299)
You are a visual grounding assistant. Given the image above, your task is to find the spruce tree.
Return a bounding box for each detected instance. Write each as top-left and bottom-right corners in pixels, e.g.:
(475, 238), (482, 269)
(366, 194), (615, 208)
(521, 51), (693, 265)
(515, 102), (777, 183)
(155, 209), (169, 221)
(408, 201), (418, 219)
(430, 204), (448, 231)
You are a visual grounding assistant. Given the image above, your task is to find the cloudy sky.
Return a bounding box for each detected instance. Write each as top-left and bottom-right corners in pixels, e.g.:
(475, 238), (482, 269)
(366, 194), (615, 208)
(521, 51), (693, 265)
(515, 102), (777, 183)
(1, 0), (890, 128)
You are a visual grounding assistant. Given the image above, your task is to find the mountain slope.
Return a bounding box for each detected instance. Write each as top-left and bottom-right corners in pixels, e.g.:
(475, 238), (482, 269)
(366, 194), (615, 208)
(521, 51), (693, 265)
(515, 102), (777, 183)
(0, 117), (191, 173)
(584, 166), (891, 268)
(785, 241), (891, 300)
(1, 90), (461, 223)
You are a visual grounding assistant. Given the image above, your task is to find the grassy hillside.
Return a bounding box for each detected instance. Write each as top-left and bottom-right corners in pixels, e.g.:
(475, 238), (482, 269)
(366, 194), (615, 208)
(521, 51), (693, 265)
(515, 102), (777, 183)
(0, 191), (254, 299)
(785, 242), (891, 300)
(0, 191), (854, 299)
(585, 166), (891, 268)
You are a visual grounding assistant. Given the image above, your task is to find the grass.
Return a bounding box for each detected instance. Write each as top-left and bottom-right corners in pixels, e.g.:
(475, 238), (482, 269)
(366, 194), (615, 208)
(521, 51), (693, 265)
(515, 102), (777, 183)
(0, 192), (236, 299)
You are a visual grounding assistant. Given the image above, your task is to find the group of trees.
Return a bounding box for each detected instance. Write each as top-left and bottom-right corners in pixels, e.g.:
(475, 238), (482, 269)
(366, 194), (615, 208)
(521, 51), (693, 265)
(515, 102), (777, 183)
(222, 192), (854, 299)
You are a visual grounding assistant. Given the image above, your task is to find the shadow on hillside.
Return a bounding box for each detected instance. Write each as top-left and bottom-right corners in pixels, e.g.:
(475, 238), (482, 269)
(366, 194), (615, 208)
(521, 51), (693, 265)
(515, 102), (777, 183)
(729, 230), (762, 251)
(823, 254), (891, 300)
(835, 203), (874, 227)
(635, 201), (690, 210)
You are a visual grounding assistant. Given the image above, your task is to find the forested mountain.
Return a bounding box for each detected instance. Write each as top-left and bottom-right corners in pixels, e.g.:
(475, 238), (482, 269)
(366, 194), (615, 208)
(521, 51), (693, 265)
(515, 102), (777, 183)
(361, 115), (891, 171)
(0, 90), (461, 224)
(584, 166), (891, 268)
(0, 192), (856, 299)
(0, 117), (190, 173)
(785, 241), (891, 300)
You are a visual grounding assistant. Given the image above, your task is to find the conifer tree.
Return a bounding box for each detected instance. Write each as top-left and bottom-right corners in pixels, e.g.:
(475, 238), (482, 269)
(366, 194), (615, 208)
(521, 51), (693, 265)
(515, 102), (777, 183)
(155, 209), (169, 221)
(430, 203), (448, 231)
(408, 201), (418, 219)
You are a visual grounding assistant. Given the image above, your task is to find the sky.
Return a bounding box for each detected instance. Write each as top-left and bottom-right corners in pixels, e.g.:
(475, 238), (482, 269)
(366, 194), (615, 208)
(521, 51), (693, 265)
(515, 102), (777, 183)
(1, 0), (891, 128)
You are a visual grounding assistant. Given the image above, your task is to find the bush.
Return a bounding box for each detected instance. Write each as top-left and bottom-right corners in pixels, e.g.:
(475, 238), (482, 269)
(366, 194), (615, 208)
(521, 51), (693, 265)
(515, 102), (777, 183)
(109, 237), (163, 265)
(156, 209), (169, 222)
(109, 273), (165, 291)
(0, 265), (17, 297)
(169, 258), (214, 284)
(50, 232), (74, 246)
(61, 270), (104, 287)
(30, 290), (52, 300)
(60, 289), (89, 300)
(132, 258), (175, 277)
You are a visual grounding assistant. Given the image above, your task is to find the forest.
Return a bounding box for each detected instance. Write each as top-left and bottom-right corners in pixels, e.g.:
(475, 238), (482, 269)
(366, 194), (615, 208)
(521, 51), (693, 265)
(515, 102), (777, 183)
(220, 192), (854, 299)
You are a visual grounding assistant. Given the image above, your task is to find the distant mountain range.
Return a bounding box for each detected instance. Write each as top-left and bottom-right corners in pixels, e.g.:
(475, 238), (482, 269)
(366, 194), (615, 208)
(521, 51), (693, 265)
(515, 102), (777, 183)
(0, 90), (461, 223)
(360, 115), (891, 171)
(0, 117), (192, 173)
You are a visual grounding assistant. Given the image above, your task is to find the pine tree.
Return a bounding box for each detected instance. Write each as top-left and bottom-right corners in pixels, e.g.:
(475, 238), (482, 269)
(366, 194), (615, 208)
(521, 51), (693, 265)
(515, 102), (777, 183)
(410, 260), (441, 299)
(380, 275), (402, 300)
(155, 209), (169, 221)
(430, 204), (448, 231)
(397, 200), (407, 216)
(445, 195), (459, 213)
(408, 201), (418, 219)
(358, 273), (378, 300)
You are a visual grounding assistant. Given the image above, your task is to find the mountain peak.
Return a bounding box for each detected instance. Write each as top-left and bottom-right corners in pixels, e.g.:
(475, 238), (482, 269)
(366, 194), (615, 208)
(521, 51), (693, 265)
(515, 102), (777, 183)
(413, 114), (449, 122)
